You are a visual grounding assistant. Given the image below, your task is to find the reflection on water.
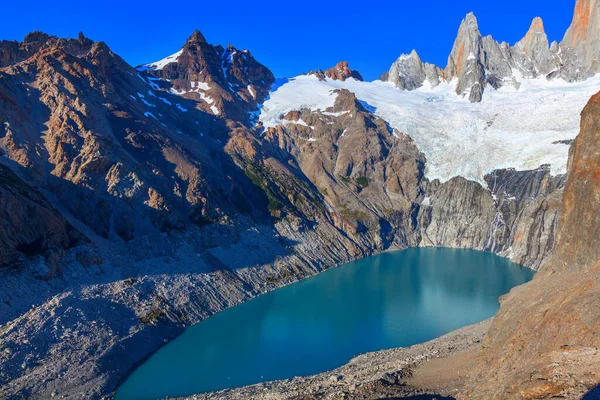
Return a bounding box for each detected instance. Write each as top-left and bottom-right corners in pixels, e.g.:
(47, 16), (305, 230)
(115, 248), (533, 400)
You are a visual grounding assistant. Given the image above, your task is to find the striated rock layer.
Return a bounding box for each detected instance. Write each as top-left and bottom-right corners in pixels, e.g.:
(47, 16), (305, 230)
(462, 92), (600, 399)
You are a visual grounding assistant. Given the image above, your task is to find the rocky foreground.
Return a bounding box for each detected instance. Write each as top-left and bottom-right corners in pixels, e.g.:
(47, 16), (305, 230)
(182, 321), (490, 400)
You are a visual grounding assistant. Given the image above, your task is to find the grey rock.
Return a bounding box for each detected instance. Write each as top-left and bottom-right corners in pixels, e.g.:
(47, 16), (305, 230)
(379, 372), (397, 385)
(386, 50), (441, 89)
(381, 2), (598, 102)
(559, 0), (600, 81)
(445, 12), (486, 101)
(511, 17), (558, 78)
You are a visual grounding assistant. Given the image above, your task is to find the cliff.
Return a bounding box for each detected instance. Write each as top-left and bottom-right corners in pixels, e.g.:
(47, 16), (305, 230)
(462, 91), (600, 399)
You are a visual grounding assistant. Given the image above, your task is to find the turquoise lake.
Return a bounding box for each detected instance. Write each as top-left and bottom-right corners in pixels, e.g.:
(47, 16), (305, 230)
(114, 248), (534, 400)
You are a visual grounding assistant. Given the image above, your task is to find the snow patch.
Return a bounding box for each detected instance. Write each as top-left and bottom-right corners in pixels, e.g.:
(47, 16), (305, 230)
(141, 49), (183, 71)
(248, 85), (256, 99)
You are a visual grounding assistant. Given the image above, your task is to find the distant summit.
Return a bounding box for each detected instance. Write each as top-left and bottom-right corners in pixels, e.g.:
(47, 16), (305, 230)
(383, 0), (600, 102)
(138, 29), (274, 119)
(307, 61), (363, 82)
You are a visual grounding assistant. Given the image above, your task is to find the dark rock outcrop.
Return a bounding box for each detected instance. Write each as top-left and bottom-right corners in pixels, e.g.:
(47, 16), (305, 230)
(0, 164), (84, 270)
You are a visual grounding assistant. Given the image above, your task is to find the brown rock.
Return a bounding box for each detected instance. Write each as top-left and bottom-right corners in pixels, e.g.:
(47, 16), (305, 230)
(309, 61), (363, 82)
(462, 91), (600, 399)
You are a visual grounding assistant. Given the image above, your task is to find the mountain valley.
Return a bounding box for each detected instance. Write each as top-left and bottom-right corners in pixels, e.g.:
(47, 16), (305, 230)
(0, 0), (599, 399)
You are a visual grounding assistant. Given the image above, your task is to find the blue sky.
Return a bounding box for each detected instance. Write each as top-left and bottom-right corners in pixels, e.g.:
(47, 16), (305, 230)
(0, 0), (576, 80)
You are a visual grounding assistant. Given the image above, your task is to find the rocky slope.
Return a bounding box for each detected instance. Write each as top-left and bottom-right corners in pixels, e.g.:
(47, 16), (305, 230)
(0, 163), (84, 271)
(460, 91), (600, 399)
(261, 80), (564, 269)
(384, 0), (600, 101)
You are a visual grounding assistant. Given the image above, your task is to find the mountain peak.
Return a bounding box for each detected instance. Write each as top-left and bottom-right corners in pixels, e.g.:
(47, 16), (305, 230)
(517, 16), (548, 50)
(529, 16), (545, 33)
(461, 12), (480, 30)
(445, 10), (484, 97)
(186, 29), (208, 45)
(324, 61), (363, 82)
(408, 49), (421, 59)
(559, 0), (599, 80)
(22, 30), (50, 44)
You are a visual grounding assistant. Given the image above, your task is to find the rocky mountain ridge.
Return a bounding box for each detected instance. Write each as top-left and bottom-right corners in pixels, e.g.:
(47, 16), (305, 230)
(385, 0), (600, 102)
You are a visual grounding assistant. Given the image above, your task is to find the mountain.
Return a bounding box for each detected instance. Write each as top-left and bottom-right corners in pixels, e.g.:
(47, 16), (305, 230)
(0, 0), (599, 398)
(461, 90), (600, 399)
(138, 29), (274, 120)
(384, 0), (600, 102)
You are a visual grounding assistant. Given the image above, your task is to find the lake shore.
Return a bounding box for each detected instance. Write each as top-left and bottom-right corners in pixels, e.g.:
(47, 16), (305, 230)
(179, 319), (490, 400)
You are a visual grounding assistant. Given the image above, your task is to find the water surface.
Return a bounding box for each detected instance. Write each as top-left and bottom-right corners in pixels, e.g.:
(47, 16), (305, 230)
(115, 248), (533, 399)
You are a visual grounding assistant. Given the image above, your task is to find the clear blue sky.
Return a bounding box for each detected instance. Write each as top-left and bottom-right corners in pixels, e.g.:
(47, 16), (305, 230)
(0, 0), (576, 81)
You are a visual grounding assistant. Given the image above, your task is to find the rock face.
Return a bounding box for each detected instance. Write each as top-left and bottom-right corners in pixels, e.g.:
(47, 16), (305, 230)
(307, 61), (363, 82)
(0, 164), (84, 270)
(139, 31), (274, 120)
(386, 50), (441, 90)
(444, 13), (487, 101)
(462, 91), (600, 399)
(264, 91), (564, 270)
(512, 17), (558, 78)
(560, 0), (600, 81)
(0, 30), (275, 248)
(384, 0), (599, 102)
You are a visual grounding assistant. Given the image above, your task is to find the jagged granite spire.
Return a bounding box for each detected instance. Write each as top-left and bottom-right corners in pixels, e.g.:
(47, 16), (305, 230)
(386, 50), (441, 90)
(377, 2), (598, 102)
(560, 0), (600, 80)
(444, 12), (486, 102)
(512, 17), (558, 77)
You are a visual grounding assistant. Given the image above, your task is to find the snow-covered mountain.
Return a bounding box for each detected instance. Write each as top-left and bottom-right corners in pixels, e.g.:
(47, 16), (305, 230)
(259, 73), (600, 185)
(260, 0), (600, 185)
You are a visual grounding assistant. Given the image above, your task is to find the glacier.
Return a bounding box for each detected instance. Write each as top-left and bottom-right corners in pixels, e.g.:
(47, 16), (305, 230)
(259, 73), (600, 185)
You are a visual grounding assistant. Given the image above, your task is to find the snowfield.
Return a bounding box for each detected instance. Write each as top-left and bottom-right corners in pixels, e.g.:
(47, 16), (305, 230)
(139, 49), (183, 71)
(259, 74), (600, 185)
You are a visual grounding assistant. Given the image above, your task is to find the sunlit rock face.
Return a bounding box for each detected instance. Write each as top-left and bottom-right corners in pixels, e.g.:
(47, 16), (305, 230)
(462, 91), (600, 399)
